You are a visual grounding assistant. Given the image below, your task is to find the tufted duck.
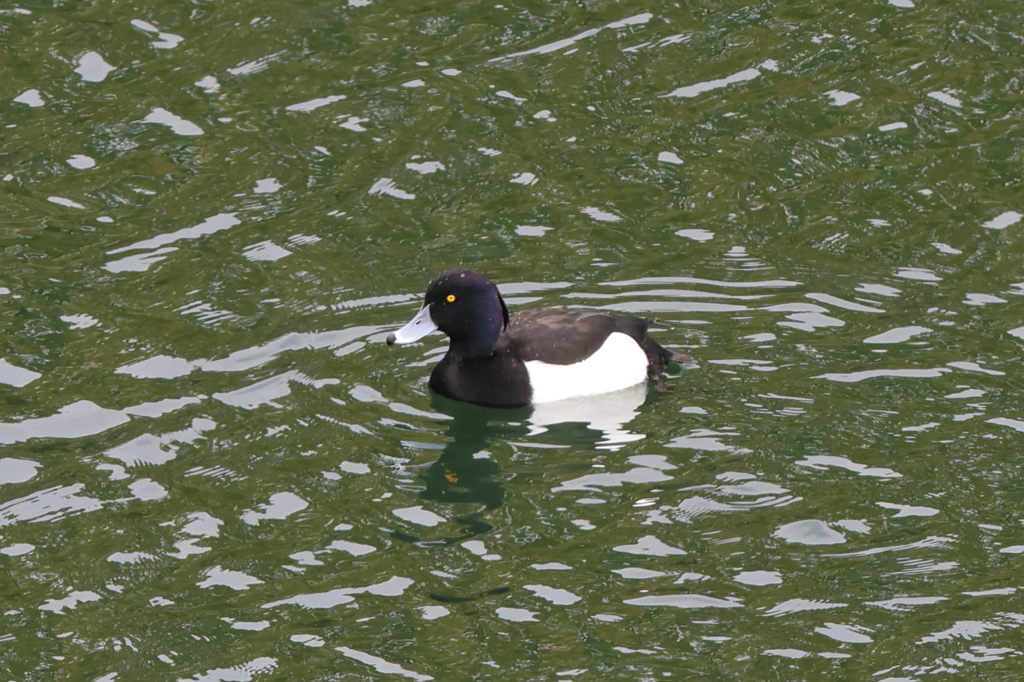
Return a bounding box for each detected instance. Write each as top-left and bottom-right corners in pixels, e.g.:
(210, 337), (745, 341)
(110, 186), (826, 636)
(387, 269), (692, 408)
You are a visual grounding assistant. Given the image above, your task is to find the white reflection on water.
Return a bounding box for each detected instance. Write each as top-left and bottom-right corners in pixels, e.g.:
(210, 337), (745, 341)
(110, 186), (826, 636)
(140, 108), (204, 136)
(325, 538), (376, 556)
(867, 596), (947, 611)
(604, 276), (801, 289)
(290, 633), (323, 646)
(815, 368), (950, 383)
(116, 355), (193, 378)
(623, 32), (690, 53)
(942, 385), (983, 395)
(895, 267), (942, 281)
(662, 63), (769, 99)
(263, 576), (414, 609)
(511, 171), (538, 185)
(963, 293), (1006, 305)
(179, 656), (277, 682)
(824, 90), (860, 106)
(183, 326), (383, 373)
(816, 622), (873, 643)
(947, 361), (1004, 376)
(241, 492), (309, 525)
(338, 646), (433, 681)
(393, 505), (446, 527)
(774, 519), (846, 545)
(129, 478), (167, 500)
(368, 177), (416, 200)
(107, 213), (239, 262)
(666, 429), (748, 452)
(1, 543), (35, 556)
(61, 313), (100, 329)
(0, 358), (40, 387)
(515, 224), (551, 236)
(613, 535), (686, 556)
(232, 620), (270, 631)
(763, 648), (810, 659)
(565, 289), (766, 301)
(106, 418), (216, 466)
(0, 401), (129, 444)
(987, 418), (1024, 433)
(168, 512), (223, 559)
(0, 456), (39, 483)
(676, 228), (714, 241)
(489, 13), (652, 62)
(39, 590), (102, 614)
(581, 206), (622, 222)
(763, 599), (847, 617)
(108, 551), (157, 564)
(197, 566), (263, 591)
(927, 90), (963, 108)
(524, 584), (581, 605)
(252, 178), (281, 195)
(74, 51), (115, 82)
(0, 484), (104, 527)
(462, 539), (500, 561)
(919, 614), (1024, 644)
(765, 303), (845, 331)
(130, 19), (183, 49)
(103, 246), (178, 273)
(795, 455), (902, 479)
(982, 211), (1023, 230)
(614, 567), (668, 579)
(213, 371), (339, 409)
(624, 594), (742, 609)
(124, 396), (203, 418)
(553, 462), (671, 492)
(806, 293), (884, 313)
(338, 115), (368, 131)
(227, 52), (285, 75)
(597, 301), (747, 314)
(47, 196), (85, 209)
(735, 570), (782, 586)
(406, 160), (446, 174)
(864, 326), (932, 344)
(13, 88), (44, 107)
(877, 502), (939, 518)
(195, 76), (220, 93)
(285, 95), (346, 112)
(825, 535), (954, 558)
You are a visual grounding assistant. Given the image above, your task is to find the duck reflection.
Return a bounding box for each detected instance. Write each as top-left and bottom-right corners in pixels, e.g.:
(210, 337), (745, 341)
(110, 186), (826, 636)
(407, 385), (651, 535)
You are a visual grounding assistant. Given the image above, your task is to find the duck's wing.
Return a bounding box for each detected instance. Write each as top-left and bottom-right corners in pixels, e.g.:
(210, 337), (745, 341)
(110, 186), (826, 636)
(505, 308), (641, 365)
(507, 308), (690, 378)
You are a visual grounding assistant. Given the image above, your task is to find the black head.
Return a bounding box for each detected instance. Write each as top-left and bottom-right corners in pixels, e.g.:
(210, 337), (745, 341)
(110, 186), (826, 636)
(424, 269), (510, 357)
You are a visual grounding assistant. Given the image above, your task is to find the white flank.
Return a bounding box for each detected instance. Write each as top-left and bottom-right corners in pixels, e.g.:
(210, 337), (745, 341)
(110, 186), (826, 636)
(526, 332), (648, 403)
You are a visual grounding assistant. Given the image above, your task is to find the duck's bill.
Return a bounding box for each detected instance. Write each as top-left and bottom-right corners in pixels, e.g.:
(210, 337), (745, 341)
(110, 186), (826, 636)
(386, 305), (437, 345)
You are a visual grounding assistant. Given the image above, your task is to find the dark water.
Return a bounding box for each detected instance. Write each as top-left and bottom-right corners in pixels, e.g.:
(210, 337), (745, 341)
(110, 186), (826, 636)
(3, 0), (1024, 680)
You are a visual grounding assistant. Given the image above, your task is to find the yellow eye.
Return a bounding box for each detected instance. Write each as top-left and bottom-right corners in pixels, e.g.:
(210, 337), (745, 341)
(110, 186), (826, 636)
(445, 294), (456, 303)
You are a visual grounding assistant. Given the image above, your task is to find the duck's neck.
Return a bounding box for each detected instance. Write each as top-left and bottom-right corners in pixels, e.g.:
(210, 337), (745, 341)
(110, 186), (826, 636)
(447, 310), (504, 359)
(448, 328), (500, 359)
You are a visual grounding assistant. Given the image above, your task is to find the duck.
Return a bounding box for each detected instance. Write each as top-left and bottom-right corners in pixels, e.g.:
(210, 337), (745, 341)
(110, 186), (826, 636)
(386, 269), (692, 408)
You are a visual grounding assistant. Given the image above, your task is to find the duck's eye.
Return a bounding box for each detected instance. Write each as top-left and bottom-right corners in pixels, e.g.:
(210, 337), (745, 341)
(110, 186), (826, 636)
(446, 294), (456, 303)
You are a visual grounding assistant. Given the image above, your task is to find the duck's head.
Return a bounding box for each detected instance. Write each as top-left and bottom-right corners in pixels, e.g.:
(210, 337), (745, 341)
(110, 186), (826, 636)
(387, 269), (510, 357)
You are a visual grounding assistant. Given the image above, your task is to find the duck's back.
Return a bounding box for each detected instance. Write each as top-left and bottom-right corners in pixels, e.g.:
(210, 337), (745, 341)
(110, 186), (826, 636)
(509, 308), (672, 376)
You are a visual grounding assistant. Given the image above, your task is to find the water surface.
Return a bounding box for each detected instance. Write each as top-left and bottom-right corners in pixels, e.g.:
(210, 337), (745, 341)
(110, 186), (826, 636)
(2, 0), (1024, 680)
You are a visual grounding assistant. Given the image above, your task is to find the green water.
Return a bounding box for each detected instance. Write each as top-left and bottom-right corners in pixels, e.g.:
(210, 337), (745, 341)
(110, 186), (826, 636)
(3, 0), (1024, 679)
